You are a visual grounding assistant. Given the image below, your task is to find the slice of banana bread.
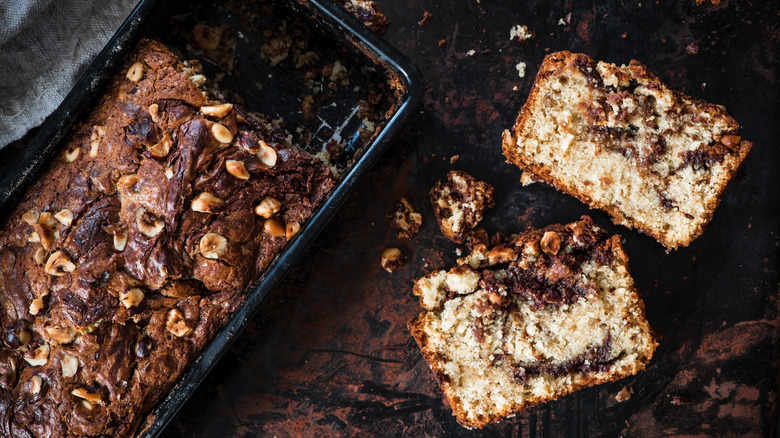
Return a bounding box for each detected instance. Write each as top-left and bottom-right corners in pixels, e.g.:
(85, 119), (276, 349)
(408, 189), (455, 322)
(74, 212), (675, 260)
(502, 51), (752, 250)
(410, 216), (657, 428)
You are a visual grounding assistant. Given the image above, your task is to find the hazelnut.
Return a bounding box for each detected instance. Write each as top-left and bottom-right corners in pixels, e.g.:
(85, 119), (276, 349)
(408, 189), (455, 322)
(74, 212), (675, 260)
(148, 134), (172, 158)
(200, 233), (227, 259)
(33, 247), (45, 265)
(200, 103), (233, 118)
(380, 247), (406, 273)
(721, 134), (741, 148)
(61, 354), (78, 378)
(72, 387), (102, 404)
(22, 208), (40, 225)
(487, 245), (519, 265)
(29, 296), (46, 316)
(253, 197), (281, 218)
(113, 229), (129, 252)
(148, 103), (160, 123)
(32, 223), (55, 251)
(24, 344), (50, 367)
(257, 142), (277, 167)
(16, 331), (31, 348)
(38, 211), (57, 228)
(54, 209), (74, 227)
(117, 174), (140, 190)
(211, 123), (233, 144)
(119, 288), (144, 309)
(191, 192), (224, 214)
(285, 222), (300, 240)
(166, 308), (193, 337)
(165, 167), (174, 179)
(226, 160), (250, 180)
(64, 148), (80, 162)
(28, 232), (40, 243)
(89, 125), (106, 158)
(263, 219), (285, 237)
(126, 62), (144, 83)
(31, 375), (43, 394)
(44, 251), (76, 276)
(135, 208), (164, 238)
(45, 324), (76, 345)
(237, 131), (261, 153)
(540, 231), (562, 256)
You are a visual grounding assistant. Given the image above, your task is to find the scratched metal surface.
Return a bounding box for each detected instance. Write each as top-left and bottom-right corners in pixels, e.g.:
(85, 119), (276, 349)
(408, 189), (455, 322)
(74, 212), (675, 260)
(162, 0), (779, 436)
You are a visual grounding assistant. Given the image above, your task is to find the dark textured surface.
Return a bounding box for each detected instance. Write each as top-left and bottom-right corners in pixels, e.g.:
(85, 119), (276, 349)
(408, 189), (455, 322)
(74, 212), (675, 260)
(156, 0), (779, 436)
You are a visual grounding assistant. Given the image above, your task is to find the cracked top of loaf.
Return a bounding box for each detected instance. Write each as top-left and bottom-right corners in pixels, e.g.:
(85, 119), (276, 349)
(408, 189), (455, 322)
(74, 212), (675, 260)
(0, 38), (334, 437)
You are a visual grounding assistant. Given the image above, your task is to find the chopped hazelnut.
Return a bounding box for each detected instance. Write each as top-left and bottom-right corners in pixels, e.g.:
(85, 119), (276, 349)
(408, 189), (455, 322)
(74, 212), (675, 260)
(22, 208), (40, 225)
(24, 344), (50, 367)
(89, 125), (106, 158)
(200, 233), (227, 259)
(380, 247), (407, 273)
(72, 387), (102, 404)
(285, 222), (300, 240)
(61, 355), (78, 378)
(31, 375), (43, 394)
(135, 208), (164, 238)
(29, 296), (46, 316)
(148, 134), (172, 158)
(32, 223), (55, 251)
(33, 247), (45, 265)
(201, 103), (233, 118)
(191, 192), (224, 214)
(721, 134), (741, 148)
(28, 232), (40, 243)
(257, 142), (277, 167)
(44, 251), (76, 276)
(126, 62), (144, 83)
(117, 174), (140, 190)
(166, 308), (193, 337)
(45, 324), (76, 345)
(54, 209), (74, 227)
(38, 211), (57, 228)
(540, 231), (561, 255)
(113, 229), (129, 252)
(119, 288), (144, 309)
(263, 219), (285, 237)
(64, 148), (80, 162)
(226, 160), (250, 180)
(253, 197), (281, 218)
(165, 167), (174, 179)
(148, 103), (160, 123)
(211, 123), (233, 144)
(487, 245), (519, 265)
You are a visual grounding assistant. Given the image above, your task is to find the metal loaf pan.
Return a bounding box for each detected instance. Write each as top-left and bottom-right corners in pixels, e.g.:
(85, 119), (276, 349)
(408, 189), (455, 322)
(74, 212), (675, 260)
(0, 0), (423, 436)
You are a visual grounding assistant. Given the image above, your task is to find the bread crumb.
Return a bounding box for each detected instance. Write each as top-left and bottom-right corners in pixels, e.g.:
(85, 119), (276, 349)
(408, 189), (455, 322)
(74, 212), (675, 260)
(466, 49), (476, 56)
(512, 85), (519, 91)
(520, 171), (537, 186)
(615, 386), (633, 402)
(516, 62), (527, 78)
(509, 25), (533, 42)
(558, 18), (567, 25)
(438, 39), (446, 47)
(450, 155), (460, 164)
(419, 11), (432, 27)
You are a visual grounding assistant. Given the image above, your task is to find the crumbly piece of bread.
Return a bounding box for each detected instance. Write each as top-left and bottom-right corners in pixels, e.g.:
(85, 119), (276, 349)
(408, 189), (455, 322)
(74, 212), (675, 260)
(430, 171), (496, 243)
(502, 51), (752, 249)
(410, 216), (657, 428)
(390, 197), (422, 239)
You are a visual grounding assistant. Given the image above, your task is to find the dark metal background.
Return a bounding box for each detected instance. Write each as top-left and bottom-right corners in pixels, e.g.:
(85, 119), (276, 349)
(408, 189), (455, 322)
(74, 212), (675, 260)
(158, 0), (779, 436)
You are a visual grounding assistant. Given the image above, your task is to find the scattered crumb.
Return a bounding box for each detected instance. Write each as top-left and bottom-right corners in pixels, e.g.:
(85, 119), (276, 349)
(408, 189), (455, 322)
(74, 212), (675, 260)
(701, 82), (707, 91)
(520, 171), (538, 186)
(450, 155), (460, 164)
(430, 171), (496, 243)
(686, 41), (700, 54)
(466, 49), (476, 56)
(419, 11), (433, 27)
(516, 62), (527, 78)
(512, 85), (518, 91)
(615, 387), (633, 402)
(509, 25), (533, 42)
(621, 32), (628, 39)
(670, 394), (690, 405)
(438, 39), (446, 47)
(455, 248), (463, 256)
(558, 18), (567, 25)
(381, 247), (407, 273)
(391, 198), (423, 239)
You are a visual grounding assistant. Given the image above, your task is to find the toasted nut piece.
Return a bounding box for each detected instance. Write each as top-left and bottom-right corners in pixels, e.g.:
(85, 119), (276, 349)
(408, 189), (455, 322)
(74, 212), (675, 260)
(64, 148), (80, 162)
(540, 231), (562, 256)
(136, 208), (164, 238)
(33, 247), (46, 265)
(285, 222), (300, 240)
(226, 160), (250, 180)
(28, 232), (40, 243)
(113, 229), (129, 252)
(32, 224), (55, 251)
(126, 62), (144, 83)
(381, 247), (407, 273)
(721, 134), (741, 148)
(237, 132), (261, 153)
(165, 167), (174, 179)
(119, 288), (144, 309)
(211, 123), (233, 144)
(38, 211), (57, 228)
(17, 331), (31, 348)
(61, 355), (78, 378)
(24, 344), (50, 367)
(253, 197), (281, 218)
(22, 209), (40, 225)
(191, 192), (224, 213)
(488, 245), (520, 265)
(257, 143), (277, 167)
(200, 233), (227, 259)
(148, 103), (160, 123)
(29, 297), (45, 316)
(54, 209), (74, 226)
(148, 134), (172, 158)
(89, 125), (106, 158)
(117, 174), (140, 190)
(166, 309), (193, 337)
(263, 219), (285, 237)
(45, 324), (76, 345)
(72, 387), (102, 404)
(201, 103), (233, 118)
(44, 251), (76, 276)
(31, 375), (43, 394)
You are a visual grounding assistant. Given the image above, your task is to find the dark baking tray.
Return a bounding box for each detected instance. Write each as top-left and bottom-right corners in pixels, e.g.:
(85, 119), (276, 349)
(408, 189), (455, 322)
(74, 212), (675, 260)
(0, 0), (422, 436)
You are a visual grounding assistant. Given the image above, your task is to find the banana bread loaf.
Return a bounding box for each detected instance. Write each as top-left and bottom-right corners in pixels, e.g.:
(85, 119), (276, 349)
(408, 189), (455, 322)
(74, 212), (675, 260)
(502, 51), (752, 250)
(410, 216), (657, 428)
(0, 38), (334, 437)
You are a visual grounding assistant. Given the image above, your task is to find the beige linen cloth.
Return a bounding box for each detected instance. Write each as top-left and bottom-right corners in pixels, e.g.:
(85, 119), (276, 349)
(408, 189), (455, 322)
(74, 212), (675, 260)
(0, 0), (140, 148)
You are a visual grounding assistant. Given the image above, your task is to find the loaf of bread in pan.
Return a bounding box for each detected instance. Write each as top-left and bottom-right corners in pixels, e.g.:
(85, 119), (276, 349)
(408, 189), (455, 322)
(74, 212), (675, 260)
(0, 38), (334, 437)
(410, 216), (657, 428)
(502, 51), (752, 249)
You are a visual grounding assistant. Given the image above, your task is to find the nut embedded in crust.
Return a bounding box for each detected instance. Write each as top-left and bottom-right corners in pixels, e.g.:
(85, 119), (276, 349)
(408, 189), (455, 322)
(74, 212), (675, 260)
(135, 208), (164, 238)
(148, 103), (160, 123)
(201, 103), (233, 118)
(200, 233), (227, 259)
(119, 288), (145, 309)
(72, 387), (102, 404)
(257, 142), (277, 167)
(226, 160), (250, 180)
(33, 247), (46, 265)
(22, 208), (40, 225)
(24, 344), (50, 367)
(30, 375), (43, 394)
(126, 62), (144, 83)
(263, 219), (285, 237)
(113, 229), (129, 252)
(541, 231), (562, 255)
(380, 247), (407, 273)
(148, 134), (172, 158)
(89, 125), (106, 158)
(254, 197), (281, 218)
(166, 309), (193, 337)
(44, 251), (76, 276)
(54, 209), (74, 227)
(117, 174), (140, 190)
(61, 355), (78, 378)
(211, 122), (233, 144)
(285, 222), (300, 240)
(191, 192), (224, 214)
(32, 223), (55, 251)
(64, 148), (81, 162)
